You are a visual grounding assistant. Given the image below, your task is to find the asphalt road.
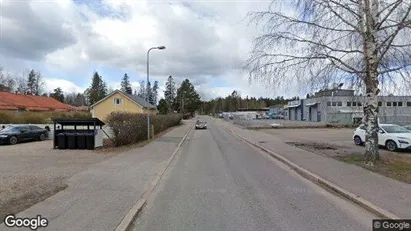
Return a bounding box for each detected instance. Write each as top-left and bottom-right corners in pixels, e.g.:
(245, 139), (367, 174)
(132, 118), (376, 231)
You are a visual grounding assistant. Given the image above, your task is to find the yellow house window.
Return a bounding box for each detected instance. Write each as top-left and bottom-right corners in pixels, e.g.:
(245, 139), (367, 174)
(114, 98), (122, 105)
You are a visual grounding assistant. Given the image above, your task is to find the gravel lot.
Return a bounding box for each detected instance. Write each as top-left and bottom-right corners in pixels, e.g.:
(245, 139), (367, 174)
(0, 140), (115, 219)
(260, 128), (396, 157)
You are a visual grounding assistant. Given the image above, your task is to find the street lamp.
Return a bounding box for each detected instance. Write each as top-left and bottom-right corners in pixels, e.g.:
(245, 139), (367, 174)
(146, 46), (166, 140)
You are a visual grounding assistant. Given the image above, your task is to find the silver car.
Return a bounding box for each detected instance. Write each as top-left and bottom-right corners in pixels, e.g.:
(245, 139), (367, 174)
(195, 120), (207, 130)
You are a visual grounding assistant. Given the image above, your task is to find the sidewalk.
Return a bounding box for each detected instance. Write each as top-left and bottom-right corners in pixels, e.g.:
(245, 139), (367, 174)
(2, 121), (192, 231)
(219, 120), (411, 218)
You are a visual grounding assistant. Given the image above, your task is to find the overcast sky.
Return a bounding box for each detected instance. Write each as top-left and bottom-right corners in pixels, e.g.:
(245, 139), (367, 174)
(3, 0), (408, 101)
(0, 0), (309, 100)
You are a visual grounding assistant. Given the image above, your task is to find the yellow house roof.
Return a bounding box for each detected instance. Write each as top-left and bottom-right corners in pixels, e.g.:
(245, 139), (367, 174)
(90, 90), (157, 109)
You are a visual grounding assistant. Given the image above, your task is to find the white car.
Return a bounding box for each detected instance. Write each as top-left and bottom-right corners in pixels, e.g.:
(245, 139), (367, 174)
(353, 123), (411, 151)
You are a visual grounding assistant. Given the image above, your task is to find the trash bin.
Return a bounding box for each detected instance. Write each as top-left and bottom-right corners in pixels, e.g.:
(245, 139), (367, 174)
(57, 133), (67, 149)
(85, 133), (95, 150)
(67, 133), (77, 149)
(76, 133), (86, 150)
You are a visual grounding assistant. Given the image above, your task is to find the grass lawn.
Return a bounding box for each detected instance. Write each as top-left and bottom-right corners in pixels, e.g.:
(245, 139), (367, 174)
(334, 153), (411, 184)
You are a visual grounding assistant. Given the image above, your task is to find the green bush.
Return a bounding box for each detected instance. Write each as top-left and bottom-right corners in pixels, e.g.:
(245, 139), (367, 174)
(106, 112), (183, 147)
(0, 111), (91, 124)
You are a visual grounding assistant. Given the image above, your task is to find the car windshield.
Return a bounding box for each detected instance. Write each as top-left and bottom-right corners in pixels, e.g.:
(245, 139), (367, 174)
(197, 121), (206, 124)
(381, 125), (410, 133)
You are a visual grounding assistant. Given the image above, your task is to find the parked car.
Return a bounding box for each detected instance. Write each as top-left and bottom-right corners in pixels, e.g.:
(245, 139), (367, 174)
(404, 125), (411, 131)
(0, 125), (48, 145)
(353, 124), (411, 151)
(195, 120), (207, 130)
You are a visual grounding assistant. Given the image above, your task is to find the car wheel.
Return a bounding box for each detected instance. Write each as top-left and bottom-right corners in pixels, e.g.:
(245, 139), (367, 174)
(39, 133), (47, 141)
(9, 136), (18, 145)
(354, 136), (363, 145)
(385, 140), (397, 152)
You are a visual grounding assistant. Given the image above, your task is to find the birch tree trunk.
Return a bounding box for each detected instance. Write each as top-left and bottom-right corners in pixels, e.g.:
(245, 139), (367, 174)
(362, 0), (380, 165)
(246, 0), (411, 166)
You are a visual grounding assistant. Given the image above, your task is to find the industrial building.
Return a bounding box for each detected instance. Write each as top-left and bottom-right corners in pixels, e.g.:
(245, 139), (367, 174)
(285, 86), (411, 125)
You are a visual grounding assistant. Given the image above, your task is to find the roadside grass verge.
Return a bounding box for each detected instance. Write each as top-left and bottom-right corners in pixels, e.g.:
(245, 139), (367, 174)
(334, 153), (411, 184)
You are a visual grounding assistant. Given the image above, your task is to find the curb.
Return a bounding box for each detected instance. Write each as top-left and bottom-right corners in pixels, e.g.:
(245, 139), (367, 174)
(115, 124), (193, 231)
(225, 126), (400, 220)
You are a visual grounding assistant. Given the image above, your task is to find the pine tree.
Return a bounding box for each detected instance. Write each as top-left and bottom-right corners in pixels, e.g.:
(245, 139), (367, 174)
(26, 70), (43, 95)
(121, 73), (131, 93)
(164, 76), (176, 111)
(152, 81), (159, 105)
(86, 71), (107, 105)
(174, 79), (201, 114)
(157, 99), (169, 115)
(138, 81), (146, 99)
(27, 70), (36, 94)
(147, 81), (153, 104)
(50, 87), (65, 102)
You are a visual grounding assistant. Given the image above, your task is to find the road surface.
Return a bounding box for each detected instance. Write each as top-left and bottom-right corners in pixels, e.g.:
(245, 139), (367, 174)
(132, 117), (376, 231)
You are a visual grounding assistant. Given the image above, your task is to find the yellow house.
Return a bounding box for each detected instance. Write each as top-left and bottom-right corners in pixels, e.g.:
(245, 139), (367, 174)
(89, 90), (157, 121)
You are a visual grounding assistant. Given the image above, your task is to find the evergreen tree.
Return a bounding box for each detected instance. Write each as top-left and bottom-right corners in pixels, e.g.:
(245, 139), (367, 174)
(26, 70), (43, 95)
(27, 70), (36, 94)
(152, 81), (159, 105)
(147, 81), (153, 104)
(137, 80), (146, 99)
(50, 87), (64, 102)
(86, 71), (107, 105)
(174, 79), (201, 114)
(121, 73), (131, 93)
(164, 76), (176, 111)
(157, 99), (169, 115)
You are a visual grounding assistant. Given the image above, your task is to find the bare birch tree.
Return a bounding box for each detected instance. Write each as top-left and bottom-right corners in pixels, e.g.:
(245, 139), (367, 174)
(246, 0), (411, 166)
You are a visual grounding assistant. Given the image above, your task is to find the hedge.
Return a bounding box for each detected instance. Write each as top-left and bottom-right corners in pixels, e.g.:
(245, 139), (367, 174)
(0, 111), (91, 124)
(106, 112), (183, 147)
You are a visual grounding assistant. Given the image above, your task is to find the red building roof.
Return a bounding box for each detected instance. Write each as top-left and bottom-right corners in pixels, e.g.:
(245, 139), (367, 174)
(0, 92), (73, 111)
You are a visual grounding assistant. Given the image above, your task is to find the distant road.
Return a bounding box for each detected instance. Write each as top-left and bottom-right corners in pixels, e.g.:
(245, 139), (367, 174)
(132, 117), (375, 231)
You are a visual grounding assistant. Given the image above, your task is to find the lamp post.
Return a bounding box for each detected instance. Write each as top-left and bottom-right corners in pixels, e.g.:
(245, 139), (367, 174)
(146, 46), (166, 140)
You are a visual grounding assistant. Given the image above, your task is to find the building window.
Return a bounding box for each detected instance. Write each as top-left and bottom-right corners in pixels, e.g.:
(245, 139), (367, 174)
(332, 102), (337, 106)
(347, 102), (351, 107)
(398, 102), (403, 107)
(114, 98), (122, 105)
(387, 102), (392, 106)
(352, 102), (357, 107)
(393, 102), (397, 107)
(357, 102), (362, 106)
(337, 102), (342, 106)
(327, 102), (331, 106)
(407, 102), (411, 107)
(378, 101), (382, 107)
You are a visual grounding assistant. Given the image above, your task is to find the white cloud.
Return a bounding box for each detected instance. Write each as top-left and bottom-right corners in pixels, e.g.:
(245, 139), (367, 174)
(1, 0), (296, 99)
(44, 78), (84, 94)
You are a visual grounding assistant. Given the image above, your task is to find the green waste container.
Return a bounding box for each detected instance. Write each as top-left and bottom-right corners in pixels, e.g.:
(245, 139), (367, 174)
(67, 133), (76, 149)
(76, 133), (86, 149)
(85, 133), (95, 150)
(57, 133), (67, 149)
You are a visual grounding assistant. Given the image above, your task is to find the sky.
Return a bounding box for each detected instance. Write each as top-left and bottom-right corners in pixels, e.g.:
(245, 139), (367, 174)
(1, 0), (302, 100)
(1, 0), (408, 101)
